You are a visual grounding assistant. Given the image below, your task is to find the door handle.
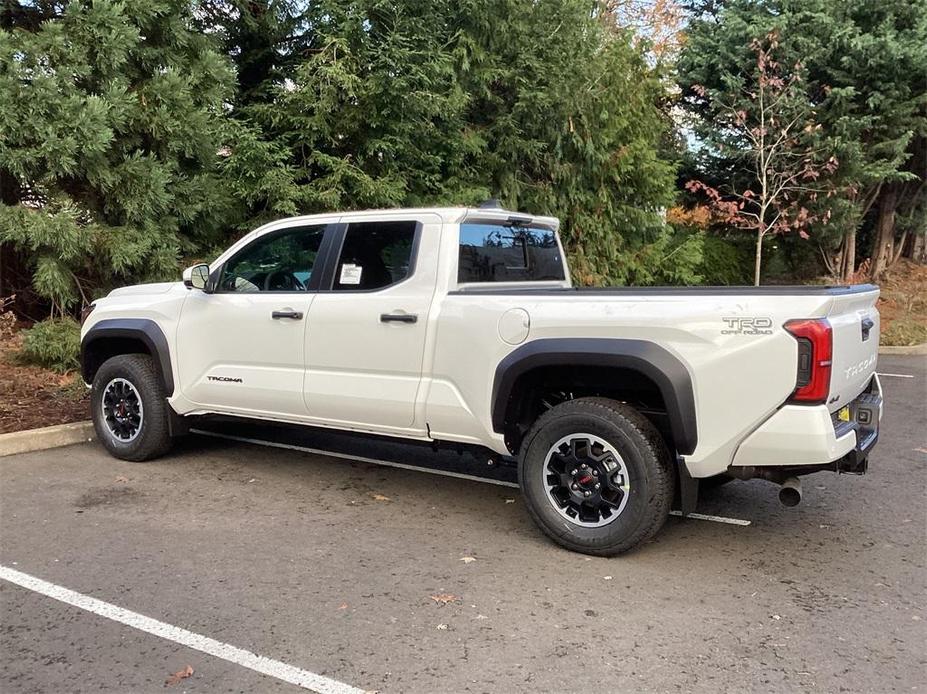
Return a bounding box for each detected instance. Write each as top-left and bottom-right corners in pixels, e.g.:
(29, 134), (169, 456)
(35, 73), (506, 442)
(380, 313), (417, 324)
(272, 309), (303, 320)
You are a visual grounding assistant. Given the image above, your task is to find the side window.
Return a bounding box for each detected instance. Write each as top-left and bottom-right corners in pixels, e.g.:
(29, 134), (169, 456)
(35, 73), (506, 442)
(220, 225), (325, 292)
(332, 221), (417, 291)
(458, 223), (565, 283)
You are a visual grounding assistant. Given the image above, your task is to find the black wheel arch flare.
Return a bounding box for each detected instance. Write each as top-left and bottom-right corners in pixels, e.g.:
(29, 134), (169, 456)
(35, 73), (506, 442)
(80, 318), (174, 396)
(491, 338), (698, 456)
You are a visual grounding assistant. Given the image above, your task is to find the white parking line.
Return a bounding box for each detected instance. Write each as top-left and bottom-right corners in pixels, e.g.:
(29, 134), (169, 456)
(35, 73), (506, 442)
(669, 510), (751, 526)
(0, 565), (364, 694)
(877, 372), (915, 379)
(191, 430), (750, 526)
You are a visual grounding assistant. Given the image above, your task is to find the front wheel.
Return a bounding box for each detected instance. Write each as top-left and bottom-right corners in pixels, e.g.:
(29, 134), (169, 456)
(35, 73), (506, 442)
(91, 354), (172, 462)
(518, 397), (675, 556)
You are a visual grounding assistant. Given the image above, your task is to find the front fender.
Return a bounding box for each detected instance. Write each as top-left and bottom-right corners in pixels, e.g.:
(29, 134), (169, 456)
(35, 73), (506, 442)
(80, 318), (174, 395)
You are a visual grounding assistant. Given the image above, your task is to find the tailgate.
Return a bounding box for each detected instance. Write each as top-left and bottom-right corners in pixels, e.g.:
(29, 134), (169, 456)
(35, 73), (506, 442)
(826, 286), (880, 413)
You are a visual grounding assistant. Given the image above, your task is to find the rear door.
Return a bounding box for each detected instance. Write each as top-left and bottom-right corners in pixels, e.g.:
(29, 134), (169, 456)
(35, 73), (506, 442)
(303, 216), (439, 433)
(826, 287), (881, 411)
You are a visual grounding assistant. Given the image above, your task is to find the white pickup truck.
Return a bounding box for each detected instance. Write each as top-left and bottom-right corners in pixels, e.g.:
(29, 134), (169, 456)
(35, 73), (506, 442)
(80, 203), (883, 555)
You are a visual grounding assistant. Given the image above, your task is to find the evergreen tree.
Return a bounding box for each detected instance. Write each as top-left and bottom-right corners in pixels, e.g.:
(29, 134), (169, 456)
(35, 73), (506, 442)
(456, 1), (685, 285)
(2, 0), (691, 314)
(0, 0), (236, 313)
(196, 1), (315, 110)
(241, 0), (687, 285)
(679, 0), (926, 281)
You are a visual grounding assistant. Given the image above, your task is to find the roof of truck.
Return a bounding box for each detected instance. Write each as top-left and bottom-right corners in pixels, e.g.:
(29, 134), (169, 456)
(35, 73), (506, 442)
(258, 205), (560, 230)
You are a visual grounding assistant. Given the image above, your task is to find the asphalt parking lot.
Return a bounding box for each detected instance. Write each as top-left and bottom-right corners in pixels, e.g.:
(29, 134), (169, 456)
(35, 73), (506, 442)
(1, 355), (925, 693)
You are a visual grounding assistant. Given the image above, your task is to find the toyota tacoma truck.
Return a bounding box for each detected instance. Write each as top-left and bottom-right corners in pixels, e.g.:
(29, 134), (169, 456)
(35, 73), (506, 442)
(80, 203), (883, 555)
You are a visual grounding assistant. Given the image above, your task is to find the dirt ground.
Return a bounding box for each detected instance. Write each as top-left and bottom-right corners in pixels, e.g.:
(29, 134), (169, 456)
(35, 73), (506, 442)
(877, 259), (927, 345)
(0, 330), (89, 435)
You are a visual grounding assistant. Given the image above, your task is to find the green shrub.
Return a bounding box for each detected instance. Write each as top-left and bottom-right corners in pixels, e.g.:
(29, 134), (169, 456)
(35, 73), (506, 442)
(19, 318), (80, 373)
(698, 235), (752, 285)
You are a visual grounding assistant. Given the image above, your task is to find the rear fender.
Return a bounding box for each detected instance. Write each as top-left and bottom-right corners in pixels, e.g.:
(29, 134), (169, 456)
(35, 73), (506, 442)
(491, 338), (697, 455)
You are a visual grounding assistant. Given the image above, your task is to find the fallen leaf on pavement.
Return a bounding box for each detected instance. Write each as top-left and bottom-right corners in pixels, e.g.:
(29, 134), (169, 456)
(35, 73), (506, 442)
(436, 623), (448, 630)
(504, 498), (515, 504)
(370, 493), (391, 502)
(914, 447), (927, 454)
(338, 603), (349, 610)
(114, 476), (129, 483)
(459, 556), (476, 564)
(430, 593), (459, 605)
(165, 665), (193, 686)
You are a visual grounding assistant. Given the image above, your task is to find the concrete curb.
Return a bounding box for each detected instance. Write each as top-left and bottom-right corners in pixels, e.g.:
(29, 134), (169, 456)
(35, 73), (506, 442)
(0, 421), (95, 458)
(879, 343), (927, 356)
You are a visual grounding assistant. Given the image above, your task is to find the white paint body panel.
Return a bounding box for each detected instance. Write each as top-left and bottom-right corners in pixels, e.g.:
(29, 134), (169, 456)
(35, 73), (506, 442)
(176, 290), (313, 417)
(731, 405), (857, 466)
(303, 213), (442, 432)
(82, 206), (882, 479)
(827, 292), (881, 412)
(731, 375), (883, 467)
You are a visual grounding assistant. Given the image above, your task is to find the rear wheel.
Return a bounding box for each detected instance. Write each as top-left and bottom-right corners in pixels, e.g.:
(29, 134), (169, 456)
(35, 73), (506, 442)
(518, 397), (674, 556)
(91, 354), (172, 462)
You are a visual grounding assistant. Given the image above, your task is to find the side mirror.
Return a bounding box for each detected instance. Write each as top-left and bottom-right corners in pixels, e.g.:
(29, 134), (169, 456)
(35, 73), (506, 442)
(183, 264), (211, 291)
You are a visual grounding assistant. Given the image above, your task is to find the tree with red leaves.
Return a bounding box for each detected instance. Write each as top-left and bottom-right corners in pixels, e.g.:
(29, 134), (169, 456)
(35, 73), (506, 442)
(683, 31), (839, 285)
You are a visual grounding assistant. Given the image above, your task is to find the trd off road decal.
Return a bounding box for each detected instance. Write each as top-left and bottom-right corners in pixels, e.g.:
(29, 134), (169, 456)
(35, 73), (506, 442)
(721, 317), (773, 335)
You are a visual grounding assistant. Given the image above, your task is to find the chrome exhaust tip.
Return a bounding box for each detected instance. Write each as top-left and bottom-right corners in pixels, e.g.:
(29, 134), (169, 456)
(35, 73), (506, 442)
(778, 476), (802, 507)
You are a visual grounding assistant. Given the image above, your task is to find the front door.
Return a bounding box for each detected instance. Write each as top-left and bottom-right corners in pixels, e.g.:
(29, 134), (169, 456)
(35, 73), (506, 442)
(304, 218), (436, 432)
(176, 223), (330, 418)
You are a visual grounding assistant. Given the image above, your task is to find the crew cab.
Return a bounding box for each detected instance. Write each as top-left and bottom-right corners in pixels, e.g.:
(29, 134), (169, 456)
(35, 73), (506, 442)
(80, 204), (883, 555)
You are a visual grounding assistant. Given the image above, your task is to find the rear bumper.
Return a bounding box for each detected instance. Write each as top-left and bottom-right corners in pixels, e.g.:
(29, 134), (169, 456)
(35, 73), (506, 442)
(730, 375), (882, 470)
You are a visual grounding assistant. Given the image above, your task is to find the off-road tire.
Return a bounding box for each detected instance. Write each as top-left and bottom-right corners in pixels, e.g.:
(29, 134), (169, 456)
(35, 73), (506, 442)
(91, 354), (172, 462)
(518, 397), (675, 556)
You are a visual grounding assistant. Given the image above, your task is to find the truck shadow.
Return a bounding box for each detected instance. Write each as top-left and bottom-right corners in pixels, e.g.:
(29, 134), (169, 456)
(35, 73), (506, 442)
(156, 428), (870, 565)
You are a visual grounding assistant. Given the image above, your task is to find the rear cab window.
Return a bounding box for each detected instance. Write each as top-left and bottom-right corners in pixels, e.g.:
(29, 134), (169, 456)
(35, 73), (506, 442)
(458, 222), (565, 284)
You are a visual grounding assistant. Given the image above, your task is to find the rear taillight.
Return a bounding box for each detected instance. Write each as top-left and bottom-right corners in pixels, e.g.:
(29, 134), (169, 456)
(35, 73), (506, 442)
(784, 318), (832, 404)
